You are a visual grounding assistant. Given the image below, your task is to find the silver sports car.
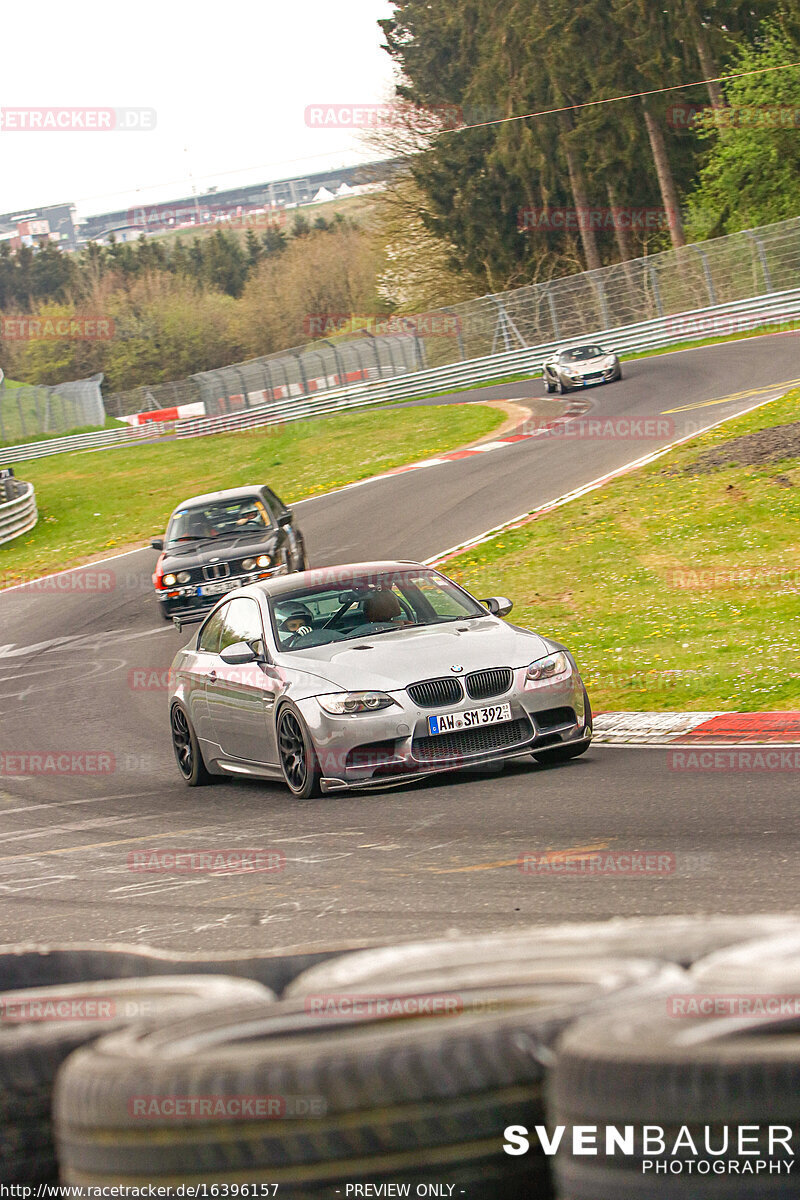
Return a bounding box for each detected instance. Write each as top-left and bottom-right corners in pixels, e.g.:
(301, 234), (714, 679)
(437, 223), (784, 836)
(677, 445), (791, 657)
(542, 344), (622, 393)
(167, 562), (592, 797)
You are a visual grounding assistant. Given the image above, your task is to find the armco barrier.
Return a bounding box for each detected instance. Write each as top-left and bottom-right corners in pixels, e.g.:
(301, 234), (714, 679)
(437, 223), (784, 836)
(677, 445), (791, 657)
(0, 475), (38, 544)
(2, 286), (800, 466)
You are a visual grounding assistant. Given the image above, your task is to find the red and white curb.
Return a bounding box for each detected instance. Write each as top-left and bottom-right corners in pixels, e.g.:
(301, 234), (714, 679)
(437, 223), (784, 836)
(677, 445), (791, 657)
(594, 711), (800, 746)
(300, 402), (590, 499)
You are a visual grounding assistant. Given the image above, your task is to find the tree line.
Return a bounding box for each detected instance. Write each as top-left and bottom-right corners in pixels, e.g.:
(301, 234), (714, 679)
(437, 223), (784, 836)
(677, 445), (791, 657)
(377, 1), (800, 291)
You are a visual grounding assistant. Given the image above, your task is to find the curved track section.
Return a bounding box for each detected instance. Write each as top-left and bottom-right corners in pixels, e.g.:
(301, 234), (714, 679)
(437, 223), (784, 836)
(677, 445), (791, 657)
(0, 335), (798, 949)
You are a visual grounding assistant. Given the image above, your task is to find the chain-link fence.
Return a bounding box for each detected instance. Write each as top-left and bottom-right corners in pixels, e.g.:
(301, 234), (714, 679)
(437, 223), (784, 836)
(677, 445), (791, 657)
(0, 374), (105, 444)
(26, 214), (800, 423)
(104, 333), (426, 419)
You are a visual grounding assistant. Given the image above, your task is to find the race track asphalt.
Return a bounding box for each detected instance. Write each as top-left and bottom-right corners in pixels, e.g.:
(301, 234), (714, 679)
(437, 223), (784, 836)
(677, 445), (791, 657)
(0, 333), (798, 952)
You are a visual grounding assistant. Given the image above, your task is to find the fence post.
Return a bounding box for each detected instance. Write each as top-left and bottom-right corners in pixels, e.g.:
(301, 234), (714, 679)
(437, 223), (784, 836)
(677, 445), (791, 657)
(545, 287), (561, 341)
(745, 231), (774, 294)
(0, 369), (4, 442)
(648, 264), (664, 318)
(694, 246), (717, 305)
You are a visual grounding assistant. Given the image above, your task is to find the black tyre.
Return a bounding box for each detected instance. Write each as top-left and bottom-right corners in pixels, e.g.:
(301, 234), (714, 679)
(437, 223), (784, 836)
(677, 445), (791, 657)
(555, 377), (567, 394)
(544, 374), (555, 393)
(0, 940), (373, 1002)
(616, 364), (623, 380)
(283, 916), (800, 995)
(550, 991), (800, 1197)
(170, 703), (211, 786)
(533, 688), (592, 764)
(277, 705), (321, 798)
(0, 975), (271, 1184)
(53, 958), (678, 1196)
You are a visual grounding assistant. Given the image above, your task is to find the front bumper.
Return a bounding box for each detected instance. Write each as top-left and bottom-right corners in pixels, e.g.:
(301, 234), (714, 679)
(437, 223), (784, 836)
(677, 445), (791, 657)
(297, 669), (589, 793)
(561, 364), (618, 388)
(156, 565), (288, 616)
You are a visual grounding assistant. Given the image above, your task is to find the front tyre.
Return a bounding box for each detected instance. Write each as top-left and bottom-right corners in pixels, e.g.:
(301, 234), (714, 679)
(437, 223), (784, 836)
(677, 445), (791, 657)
(278, 706), (321, 799)
(533, 689), (592, 765)
(544, 374), (555, 394)
(170, 703), (212, 786)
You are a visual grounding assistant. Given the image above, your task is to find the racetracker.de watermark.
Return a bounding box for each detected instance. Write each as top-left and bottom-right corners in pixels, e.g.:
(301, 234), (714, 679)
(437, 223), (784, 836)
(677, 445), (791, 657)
(668, 749), (800, 772)
(668, 994), (800, 1018)
(665, 313), (800, 339)
(0, 995), (162, 1023)
(127, 849), (286, 874)
(668, 567), (800, 590)
(0, 752), (114, 776)
(126, 204), (287, 232)
(518, 206), (678, 232)
(305, 102), (464, 129)
(3, 568), (116, 593)
(1, 107), (156, 131)
(524, 417), (674, 440)
(304, 312), (461, 338)
(305, 993), (462, 1018)
(1, 316), (115, 341)
(128, 1094), (326, 1120)
(518, 851), (676, 876)
(668, 102), (800, 129)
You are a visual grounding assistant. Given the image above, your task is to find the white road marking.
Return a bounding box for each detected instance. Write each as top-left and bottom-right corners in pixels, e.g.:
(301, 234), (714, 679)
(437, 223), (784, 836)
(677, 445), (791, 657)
(426, 392), (785, 564)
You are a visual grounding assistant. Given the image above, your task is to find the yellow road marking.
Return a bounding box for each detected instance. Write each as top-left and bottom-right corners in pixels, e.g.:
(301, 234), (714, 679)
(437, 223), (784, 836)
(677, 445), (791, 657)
(429, 841), (611, 874)
(0, 829), (209, 864)
(662, 379), (800, 414)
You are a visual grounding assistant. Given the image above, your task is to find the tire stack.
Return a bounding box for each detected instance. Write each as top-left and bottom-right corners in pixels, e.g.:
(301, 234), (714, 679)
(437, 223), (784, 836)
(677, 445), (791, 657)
(0, 916), (797, 1195)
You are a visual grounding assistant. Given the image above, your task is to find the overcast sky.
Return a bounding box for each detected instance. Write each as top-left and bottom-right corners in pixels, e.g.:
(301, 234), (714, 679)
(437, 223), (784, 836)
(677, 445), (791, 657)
(0, 0), (396, 218)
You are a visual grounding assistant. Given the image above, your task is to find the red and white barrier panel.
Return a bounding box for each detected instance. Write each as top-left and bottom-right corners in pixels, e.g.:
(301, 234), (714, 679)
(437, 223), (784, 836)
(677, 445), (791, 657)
(119, 403), (205, 426)
(117, 370), (374, 426)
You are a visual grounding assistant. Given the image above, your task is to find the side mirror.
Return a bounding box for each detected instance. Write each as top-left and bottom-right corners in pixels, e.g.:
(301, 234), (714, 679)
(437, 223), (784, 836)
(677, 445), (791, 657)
(151, 537), (164, 551)
(481, 596), (513, 618)
(219, 641), (259, 666)
(277, 511), (293, 527)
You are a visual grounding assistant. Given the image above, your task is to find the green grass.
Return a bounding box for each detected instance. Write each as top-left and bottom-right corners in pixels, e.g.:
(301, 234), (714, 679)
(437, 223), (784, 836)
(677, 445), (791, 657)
(0, 403), (504, 586)
(444, 390), (800, 712)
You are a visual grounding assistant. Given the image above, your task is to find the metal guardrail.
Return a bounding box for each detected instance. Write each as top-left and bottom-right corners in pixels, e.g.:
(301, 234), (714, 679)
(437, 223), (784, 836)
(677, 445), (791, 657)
(0, 476), (38, 545)
(1, 286), (799, 466)
(102, 212), (800, 419)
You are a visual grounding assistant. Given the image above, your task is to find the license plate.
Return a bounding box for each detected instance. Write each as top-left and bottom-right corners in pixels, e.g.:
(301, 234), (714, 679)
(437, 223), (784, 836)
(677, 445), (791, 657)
(428, 703), (512, 735)
(197, 581), (232, 596)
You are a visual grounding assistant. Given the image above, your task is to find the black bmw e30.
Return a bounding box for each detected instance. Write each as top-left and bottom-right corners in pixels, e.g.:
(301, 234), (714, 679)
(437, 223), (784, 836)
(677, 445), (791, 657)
(151, 485), (308, 622)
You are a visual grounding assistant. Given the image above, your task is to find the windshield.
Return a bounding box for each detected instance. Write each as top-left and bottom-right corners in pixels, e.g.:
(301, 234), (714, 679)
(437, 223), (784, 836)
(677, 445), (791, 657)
(166, 497), (271, 546)
(559, 345), (605, 362)
(270, 568), (487, 651)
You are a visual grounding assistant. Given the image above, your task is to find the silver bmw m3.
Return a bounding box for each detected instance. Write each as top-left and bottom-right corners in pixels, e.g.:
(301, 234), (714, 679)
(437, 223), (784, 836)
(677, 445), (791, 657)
(167, 562), (592, 797)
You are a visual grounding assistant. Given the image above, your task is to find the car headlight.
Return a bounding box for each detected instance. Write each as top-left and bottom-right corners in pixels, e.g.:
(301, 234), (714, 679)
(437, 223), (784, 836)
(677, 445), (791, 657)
(317, 692), (398, 715)
(242, 558), (256, 571)
(603, 355), (616, 367)
(256, 554), (271, 568)
(176, 571), (191, 584)
(162, 573), (177, 587)
(526, 651), (571, 684)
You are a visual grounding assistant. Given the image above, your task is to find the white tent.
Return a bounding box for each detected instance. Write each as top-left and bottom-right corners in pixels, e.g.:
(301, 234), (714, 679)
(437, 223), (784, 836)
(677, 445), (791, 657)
(335, 182), (353, 197)
(312, 186), (336, 203)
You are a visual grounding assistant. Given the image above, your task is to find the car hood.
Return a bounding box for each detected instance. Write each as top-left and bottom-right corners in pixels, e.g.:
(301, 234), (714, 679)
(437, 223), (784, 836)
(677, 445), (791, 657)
(161, 533), (278, 571)
(279, 619), (551, 692)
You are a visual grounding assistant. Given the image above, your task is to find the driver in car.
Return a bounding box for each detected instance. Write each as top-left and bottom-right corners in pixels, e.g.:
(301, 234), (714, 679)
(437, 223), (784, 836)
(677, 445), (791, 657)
(280, 605), (315, 641)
